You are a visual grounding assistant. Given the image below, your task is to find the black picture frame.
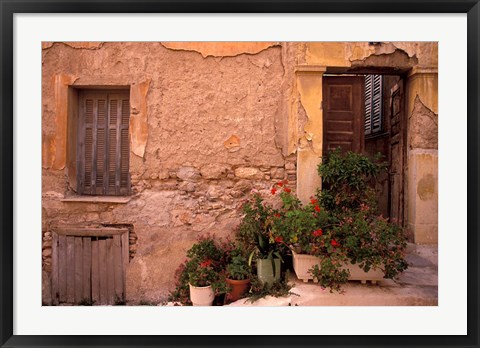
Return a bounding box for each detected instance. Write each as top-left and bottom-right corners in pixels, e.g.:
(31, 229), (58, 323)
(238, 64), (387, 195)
(1, 1), (478, 347)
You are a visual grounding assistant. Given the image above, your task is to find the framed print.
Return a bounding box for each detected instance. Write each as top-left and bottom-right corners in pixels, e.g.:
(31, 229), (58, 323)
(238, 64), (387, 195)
(1, 1), (479, 347)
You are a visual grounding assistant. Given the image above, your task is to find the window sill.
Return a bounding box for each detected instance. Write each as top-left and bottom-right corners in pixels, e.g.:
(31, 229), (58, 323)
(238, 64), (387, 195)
(61, 196), (132, 204)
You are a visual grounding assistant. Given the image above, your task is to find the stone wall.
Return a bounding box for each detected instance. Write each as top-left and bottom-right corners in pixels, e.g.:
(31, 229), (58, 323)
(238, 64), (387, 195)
(41, 42), (298, 304)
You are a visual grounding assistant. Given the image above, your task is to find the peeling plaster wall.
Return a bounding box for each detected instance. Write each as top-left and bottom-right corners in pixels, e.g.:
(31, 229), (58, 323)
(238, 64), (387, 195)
(305, 42), (437, 69)
(41, 42), (294, 304)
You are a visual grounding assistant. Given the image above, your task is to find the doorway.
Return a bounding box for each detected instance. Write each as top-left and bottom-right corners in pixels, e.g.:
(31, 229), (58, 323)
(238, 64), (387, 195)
(322, 74), (406, 225)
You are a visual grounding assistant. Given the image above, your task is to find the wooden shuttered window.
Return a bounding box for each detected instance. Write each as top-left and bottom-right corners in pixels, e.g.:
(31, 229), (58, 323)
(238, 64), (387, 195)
(78, 91), (130, 196)
(364, 75), (383, 135)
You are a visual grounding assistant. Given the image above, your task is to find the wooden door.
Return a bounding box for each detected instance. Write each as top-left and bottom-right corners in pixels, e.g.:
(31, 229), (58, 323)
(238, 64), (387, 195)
(51, 228), (128, 305)
(388, 81), (405, 225)
(322, 76), (364, 155)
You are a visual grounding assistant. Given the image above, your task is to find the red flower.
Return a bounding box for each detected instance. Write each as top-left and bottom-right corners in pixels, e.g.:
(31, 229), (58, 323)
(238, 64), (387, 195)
(330, 239), (340, 247)
(310, 199), (318, 205)
(200, 259), (212, 268)
(312, 229), (323, 237)
(271, 187), (277, 195)
(284, 187), (292, 193)
(274, 236), (283, 243)
(274, 213), (281, 218)
(314, 205), (321, 212)
(277, 182), (283, 187)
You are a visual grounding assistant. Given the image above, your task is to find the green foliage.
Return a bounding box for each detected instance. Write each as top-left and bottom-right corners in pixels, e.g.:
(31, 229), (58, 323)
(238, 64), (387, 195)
(309, 259), (349, 293)
(335, 210), (408, 278)
(311, 148), (408, 289)
(226, 247), (251, 280)
(271, 191), (331, 255)
(318, 148), (385, 213)
(245, 273), (297, 303)
(169, 236), (228, 305)
(236, 193), (287, 261)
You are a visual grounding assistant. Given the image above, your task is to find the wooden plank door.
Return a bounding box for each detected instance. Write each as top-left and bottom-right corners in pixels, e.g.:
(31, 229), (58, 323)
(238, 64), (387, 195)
(388, 80), (405, 226)
(51, 232), (127, 305)
(322, 76), (365, 155)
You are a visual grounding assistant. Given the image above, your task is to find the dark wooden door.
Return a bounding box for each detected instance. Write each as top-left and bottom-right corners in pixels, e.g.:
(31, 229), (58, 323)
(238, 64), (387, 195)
(388, 80), (405, 226)
(322, 76), (364, 155)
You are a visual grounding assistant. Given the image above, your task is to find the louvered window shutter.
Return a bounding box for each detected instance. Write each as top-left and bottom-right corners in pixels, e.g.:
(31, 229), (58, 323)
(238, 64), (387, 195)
(78, 91), (130, 196)
(364, 75), (383, 135)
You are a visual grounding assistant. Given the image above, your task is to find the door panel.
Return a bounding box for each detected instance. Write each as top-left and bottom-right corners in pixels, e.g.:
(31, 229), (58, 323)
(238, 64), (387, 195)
(322, 76), (364, 155)
(388, 81), (405, 226)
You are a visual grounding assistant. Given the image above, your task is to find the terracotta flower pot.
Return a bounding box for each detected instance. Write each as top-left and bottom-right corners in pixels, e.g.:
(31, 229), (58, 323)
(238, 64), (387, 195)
(226, 278), (251, 302)
(189, 283), (215, 306)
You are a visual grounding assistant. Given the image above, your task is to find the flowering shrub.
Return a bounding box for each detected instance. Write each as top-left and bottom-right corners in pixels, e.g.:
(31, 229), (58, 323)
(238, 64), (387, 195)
(270, 189), (331, 255)
(333, 209), (408, 278)
(315, 148), (408, 287)
(236, 192), (288, 261)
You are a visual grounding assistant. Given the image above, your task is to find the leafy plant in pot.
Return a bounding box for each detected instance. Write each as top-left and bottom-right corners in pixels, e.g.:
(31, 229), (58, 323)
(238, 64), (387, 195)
(312, 148), (408, 289)
(225, 247), (251, 303)
(237, 193), (286, 286)
(270, 188), (350, 292)
(169, 236), (227, 306)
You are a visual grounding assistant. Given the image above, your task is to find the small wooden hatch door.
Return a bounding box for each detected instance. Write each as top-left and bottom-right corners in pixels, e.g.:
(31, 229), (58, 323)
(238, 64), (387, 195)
(51, 227), (129, 305)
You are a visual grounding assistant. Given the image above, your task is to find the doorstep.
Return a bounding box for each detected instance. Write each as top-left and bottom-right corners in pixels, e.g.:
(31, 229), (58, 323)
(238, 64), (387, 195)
(228, 243), (438, 306)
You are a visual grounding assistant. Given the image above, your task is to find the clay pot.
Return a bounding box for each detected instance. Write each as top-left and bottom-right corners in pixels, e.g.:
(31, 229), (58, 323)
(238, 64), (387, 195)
(189, 283), (215, 306)
(226, 278), (251, 302)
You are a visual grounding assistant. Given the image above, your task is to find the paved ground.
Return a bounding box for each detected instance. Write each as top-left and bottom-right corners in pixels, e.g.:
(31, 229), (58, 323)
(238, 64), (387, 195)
(228, 244), (438, 306)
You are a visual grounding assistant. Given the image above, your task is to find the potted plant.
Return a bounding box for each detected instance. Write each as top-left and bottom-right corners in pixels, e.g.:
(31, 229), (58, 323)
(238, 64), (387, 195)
(225, 247), (251, 303)
(270, 187), (350, 291)
(316, 148), (408, 286)
(236, 193), (287, 286)
(170, 236), (227, 306)
(269, 149), (408, 292)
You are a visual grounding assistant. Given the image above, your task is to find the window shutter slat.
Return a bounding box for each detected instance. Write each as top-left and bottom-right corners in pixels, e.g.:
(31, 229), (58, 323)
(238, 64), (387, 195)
(84, 128), (93, 193)
(96, 98), (107, 195)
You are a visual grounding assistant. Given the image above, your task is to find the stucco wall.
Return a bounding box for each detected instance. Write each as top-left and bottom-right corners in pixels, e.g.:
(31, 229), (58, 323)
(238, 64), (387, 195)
(42, 42), (438, 304)
(42, 42), (296, 304)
